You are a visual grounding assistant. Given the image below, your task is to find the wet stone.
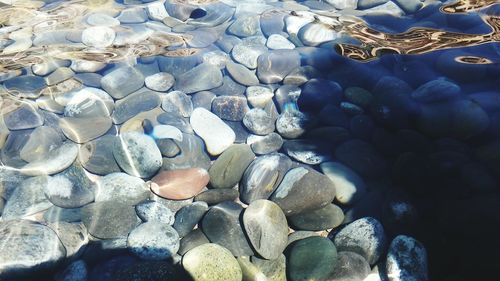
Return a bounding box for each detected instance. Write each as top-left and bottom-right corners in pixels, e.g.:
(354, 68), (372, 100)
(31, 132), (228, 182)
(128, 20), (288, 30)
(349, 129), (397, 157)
(144, 72), (175, 92)
(257, 50), (301, 84)
(20, 125), (64, 163)
(190, 107), (236, 155)
(95, 173), (150, 205)
(161, 133), (211, 170)
(86, 13), (120, 27)
(212, 75), (246, 96)
(225, 120), (250, 144)
(288, 231), (319, 246)
(267, 34), (295, 50)
(182, 243), (242, 281)
(194, 188), (239, 205)
(386, 235), (428, 281)
(191, 91), (215, 110)
(209, 144), (255, 189)
(211, 95), (250, 121)
(251, 254), (287, 281)
(151, 168), (209, 200)
(247, 133), (284, 155)
(161, 91), (193, 118)
(81, 201), (139, 240)
(174, 63), (223, 94)
(54, 260), (88, 281)
(101, 67), (145, 99)
(231, 43), (267, 69)
(48, 222), (89, 260)
(3, 103), (43, 130)
(127, 222), (180, 260)
(112, 90), (161, 125)
(59, 116), (112, 144)
(45, 67), (74, 86)
(237, 256), (267, 281)
(225, 61), (259, 86)
(135, 200), (175, 225)
(289, 203), (344, 231)
(320, 162), (367, 205)
(2, 176), (53, 220)
(78, 135), (121, 175)
(178, 229), (210, 255)
(276, 110), (310, 139)
(243, 108), (275, 135)
(228, 15), (261, 37)
(344, 87), (374, 109)
(81, 26), (115, 48)
(173, 201), (209, 237)
(157, 112), (193, 134)
(282, 139), (330, 165)
(3, 75), (46, 98)
(328, 251), (371, 281)
(43, 206), (83, 223)
(246, 86), (274, 108)
(200, 201), (254, 256)
(113, 132), (162, 178)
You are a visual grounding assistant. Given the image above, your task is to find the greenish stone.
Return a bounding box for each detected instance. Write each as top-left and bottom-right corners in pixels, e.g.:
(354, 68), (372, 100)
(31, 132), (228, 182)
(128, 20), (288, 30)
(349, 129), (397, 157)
(209, 144), (255, 189)
(289, 204), (345, 231)
(252, 254), (286, 281)
(178, 229), (210, 255)
(286, 236), (337, 281)
(182, 243), (242, 281)
(194, 188), (239, 205)
(344, 87), (373, 109)
(287, 231), (319, 246)
(237, 256), (267, 281)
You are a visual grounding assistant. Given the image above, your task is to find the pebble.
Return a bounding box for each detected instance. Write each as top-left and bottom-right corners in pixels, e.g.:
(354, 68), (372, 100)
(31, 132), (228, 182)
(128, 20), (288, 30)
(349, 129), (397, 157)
(243, 108), (275, 135)
(276, 110), (310, 139)
(70, 60), (106, 73)
(157, 112), (193, 133)
(247, 133), (283, 155)
(174, 63), (223, 94)
(161, 91), (193, 117)
(328, 251), (371, 281)
(225, 61), (259, 86)
(191, 91), (215, 110)
(113, 132), (162, 178)
(344, 87), (374, 109)
(81, 26), (116, 48)
(208, 144), (255, 189)
(59, 116), (112, 143)
(43, 164), (95, 208)
(127, 222), (180, 260)
(289, 203), (344, 231)
(101, 67), (145, 99)
(43, 206), (83, 223)
(257, 50), (301, 84)
(20, 142), (79, 176)
(282, 139), (330, 165)
(95, 172), (149, 205)
(3, 75), (46, 98)
(112, 90), (161, 125)
(320, 162), (367, 205)
(151, 168), (209, 200)
(246, 86), (274, 108)
(173, 201), (209, 237)
(190, 107), (236, 155)
(182, 243), (242, 281)
(212, 75), (246, 96)
(237, 256), (267, 281)
(19, 126), (64, 163)
(228, 15), (261, 37)
(81, 201), (139, 239)
(161, 133), (211, 171)
(63, 87), (114, 118)
(194, 188), (240, 205)
(86, 13), (120, 27)
(231, 43), (267, 69)
(144, 72), (175, 92)
(3, 102), (44, 131)
(211, 95), (250, 122)
(2, 176), (53, 220)
(251, 254), (287, 281)
(267, 34), (295, 50)
(78, 135), (121, 175)
(48, 222), (89, 260)
(135, 200), (175, 225)
(178, 229), (210, 255)
(386, 235), (428, 281)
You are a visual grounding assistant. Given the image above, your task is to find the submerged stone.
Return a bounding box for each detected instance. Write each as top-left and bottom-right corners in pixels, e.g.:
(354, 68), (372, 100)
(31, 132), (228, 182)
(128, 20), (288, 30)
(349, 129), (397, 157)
(113, 132), (162, 178)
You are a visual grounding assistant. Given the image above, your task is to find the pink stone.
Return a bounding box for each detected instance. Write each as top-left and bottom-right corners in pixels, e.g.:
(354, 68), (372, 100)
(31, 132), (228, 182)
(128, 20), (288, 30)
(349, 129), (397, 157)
(150, 168), (209, 200)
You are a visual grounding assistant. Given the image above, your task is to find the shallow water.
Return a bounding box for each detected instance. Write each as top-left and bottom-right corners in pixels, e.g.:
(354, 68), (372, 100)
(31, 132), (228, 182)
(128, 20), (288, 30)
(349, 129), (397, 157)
(0, 0), (499, 280)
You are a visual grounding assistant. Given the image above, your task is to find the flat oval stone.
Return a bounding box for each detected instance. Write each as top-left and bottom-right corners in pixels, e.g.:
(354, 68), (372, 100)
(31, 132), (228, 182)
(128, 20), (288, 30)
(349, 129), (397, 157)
(200, 201), (254, 256)
(257, 50), (301, 84)
(240, 153), (293, 204)
(127, 222), (179, 260)
(192, 91), (215, 110)
(3, 103), (44, 130)
(298, 22), (337, 46)
(101, 67), (145, 99)
(209, 144), (255, 189)
(82, 26), (115, 48)
(48, 222), (89, 260)
(135, 200), (174, 225)
(21, 142), (79, 176)
(289, 204), (344, 231)
(161, 91), (193, 118)
(145, 72), (175, 92)
(59, 116), (112, 144)
(320, 162), (367, 205)
(267, 34), (295, 50)
(243, 108), (275, 135)
(333, 217), (387, 265)
(243, 200), (289, 259)
(174, 63), (223, 94)
(228, 15), (260, 37)
(78, 135), (121, 175)
(2, 176), (53, 220)
(386, 235), (428, 281)
(246, 86), (274, 108)
(231, 43), (267, 69)
(81, 202), (139, 240)
(287, 236), (337, 281)
(270, 167), (337, 216)
(194, 188), (239, 205)
(190, 108), (236, 156)
(211, 95), (250, 122)
(251, 254), (287, 281)
(225, 61), (259, 86)
(161, 134), (211, 171)
(182, 243), (242, 281)
(45, 67), (75, 86)
(3, 75), (46, 98)
(178, 229), (210, 256)
(173, 201), (209, 237)
(282, 139), (330, 165)
(95, 173), (149, 205)
(276, 110), (310, 139)
(247, 133), (283, 155)
(0, 220), (66, 278)
(64, 87), (114, 118)
(328, 251), (371, 281)
(151, 168), (209, 200)
(112, 90), (161, 125)
(113, 132), (162, 178)
(20, 126), (64, 163)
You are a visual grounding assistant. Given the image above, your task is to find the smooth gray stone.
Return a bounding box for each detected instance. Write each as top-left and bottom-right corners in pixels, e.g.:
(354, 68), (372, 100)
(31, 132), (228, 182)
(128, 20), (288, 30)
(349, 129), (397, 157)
(48, 222), (89, 260)
(251, 254), (287, 281)
(173, 201), (209, 237)
(215, 34), (242, 53)
(335, 139), (387, 178)
(20, 141), (79, 176)
(327, 251), (371, 281)
(156, 138), (181, 157)
(3, 103), (44, 130)
(0, 220), (66, 278)
(152, 195), (193, 213)
(225, 61), (259, 86)
(243, 200), (289, 259)
(243, 108), (275, 135)
(282, 139), (330, 165)
(287, 231), (319, 246)
(186, 28), (220, 48)
(127, 222), (179, 260)
(161, 133), (211, 171)
(186, 2), (234, 27)
(81, 26), (115, 47)
(135, 200), (175, 224)
(36, 96), (65, 113)
(284, 66), (322, 86)
(101, 67), (145, 99)
(157, 51), (202, 79)
(178, 229), (210, 255)
(228, 15), (261, 37)
(78, 135), (121, 175)
(202, 50), (230, 69)
(246, 85), (274, 108)
(247, 133), (283, 155)
(157, 112), (193, 133)
(225, 120), (250, 144)
(54, 260), (88, 281)
(1, 129), (31, 168)
(257, 50), (300, 84)
(297, 22), (337, 47)
(386, 235), (428, 281)
(3, 75), (46, 98)
(20, 126), (64, 163)
(267, 34), (295, 50)
(191, 91), (215, 110)
(275, 85), (301, 113)
(174, 63), (223, 94)
(86, 13), (120, 26)
(32, 59), (71, 76)
(182, 243), (242, 281)
(81, 201), (140, 239)
(289, 204), (344, 231)
(276, 110), (310, 139)
(270, 167), (337, 216)
(113, 132), (162, 178)
(208, 144), (255, 189)
(2, 176), (53, 220)
(45, 67), (74, 86)
(240, 153), (293, 204)
(95, 173), (150, 205)
(320, 162), (367, 205)
(231, 43), (267, 69)
(145, 72), (175, 92)
(212, 75), (246, 96)
(200, 201), (254, 256)
(43, 206), (83, 223)
(64, 87), (114, 118)
(260, 9), (287, 37)
(357, 0), (388, 9)
(411, 78), (460, 103)
(117, 7), (148, 23)
(194, 188), (239, 205)
(59, 116), (112, 144)
(112, 90), (161, 125)
(161, 91), (193, 117)
(44, 163), (95, 208)
(333, 217), (387, 265)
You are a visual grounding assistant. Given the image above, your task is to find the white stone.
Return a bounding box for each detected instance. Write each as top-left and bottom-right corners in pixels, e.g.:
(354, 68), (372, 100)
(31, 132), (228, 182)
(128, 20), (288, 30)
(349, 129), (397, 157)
(81, 26), (115, 48)
(86, 13), (120, 27)
(144, 72), (174, 92)
(320, 161), (367, 205)
(266, 34), (295, 50)
(146, 1), (169, 21)
(190, 108), (235, 156)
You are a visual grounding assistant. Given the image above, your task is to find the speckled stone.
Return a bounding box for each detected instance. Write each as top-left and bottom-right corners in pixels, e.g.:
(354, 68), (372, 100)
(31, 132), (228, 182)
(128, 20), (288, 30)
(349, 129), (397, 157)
(209, 144), (255, 189)
(246, 86), (274, 108)
(1, 176), (53, 220)
(211, 95), (250, 122)
(173, 201), (209, 237)
(151, 168), (209, 200)
(145, 72), (175, 92)
(101, 67), (145, 99)
(243, 108), (275, 135)
(161, 91), (193, 118)
(251, 254), (287, 281)
(135, 200), (174, 225)
(178, 229), (210, 255)
(182, 243), (242, 281)
(127, 222), (180, 260)
(78, 135), (121, 175)
(247, 133), (283, 155)
(276, 110), (310, 139)
(289, 204), (344, 231)
(386, 235), (428, 281)
(237, 256), (267, 281)
(81, 202), (139, 240)
(48, 222), (89, 260)
(282, 139), (330, 165)
(95, 173), (149, 205)
(113, 132), (162, 178)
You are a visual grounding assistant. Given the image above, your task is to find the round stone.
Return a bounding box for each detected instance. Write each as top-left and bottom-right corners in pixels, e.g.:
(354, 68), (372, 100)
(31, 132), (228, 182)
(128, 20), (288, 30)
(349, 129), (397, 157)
(63, 87), (114, 118)
(174, 63), (223, 94)
(182, 243), (242, 281)
(211, 95), (250, 122)
(225, 61), (259, 86)
(100, 67), (145, 99)
(127, 222), (180, 260)
(78, 135), (121, 175)
(135, 200), (175, 225)
(20, 142), (79, 176)
(86, 13), (120, 27)
(3, 75), (46, 98)
(257, 50), (301, 84)
(267, 34), (295, 50)
(20, 126), (64, 163)
(3, 103), (44, 131)
(151, 168), (209, 200)
(59, 116), (112, 144)
(173, 201), (209, 237)
(113, 132), (162, 178)
(320, 162), (367, 205)
(190, 107), (236, 156)
(112, 90), (161, 125)
(228, 15), (260, 37)
(231, 43), (267, 69)
(243, 108), (275, 135)
(386, 235), (428, 281)
(161, 91), (193, 118)
(247, 133), (283, 155)
(144, 72), (175, 92)
(95, 173), (150, 205)
(246, 86), (274, 108)
(194, 189), (240, 205)
(276, 110), (309, 139)
(178, 229), (210, 256)
(82, 26), (115, 48)
(208, 144), (255, 189)
(327, 251), (371, 281)
(289, 204), (344, 231)
(54, 260), (88, 281)
(243, 200), (289, 260)
(81, 202), (139, 240)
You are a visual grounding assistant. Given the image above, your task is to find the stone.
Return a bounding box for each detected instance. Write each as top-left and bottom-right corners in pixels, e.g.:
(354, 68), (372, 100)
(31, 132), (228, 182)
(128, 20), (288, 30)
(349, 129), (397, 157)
(298, 22), (338, 46)
(392, 0), (423, 13)
(43, 206), (83, 223)
(284, 66), (321, 86)
(194, 189), (239, 205)
(127, 222), (180, 260)
(257, 50), (301, 84)
(289, 204), (344, 231)
(240, 153), (293, 204)
(200, 201), (254, 256)
(71, 60), (106, 73)
(344, 87), (374, 109)
(231, 43), (267, 69)
(3, 103), (43, 130)
(151, 168), (209, 200)
(101, 67), (145, 99)
(95, 173), (150, 205)
(48, 222), (89, 260)
(161, 91), (193, 118)
(411, 78), (460, 103)
(86, 13), (120, 27)
(2, 176), (53, 220)
(357, 0), (388, 9)
(335, 139), (387, 178)
(288, 231), (319, 246)
(327, 251), (371, 281)
(0, 220), (66, 278)
(182, 243), (242, 281)
(63, 87), (114, 118)
(333, 217), (387, 265)
(211, 95), (250, 122)
(298, 78), (343, 112)
(243, 108), (275, 135)
(212, 75), (246, 96)
(246, 86), (274, 108)
(209, 144), (255, 189)
(173, 201), (208, 237)
(190, 107), (236, 155)
(19, 126), (64, 163)
(117, 7), (148, 23)
(320, 162), (367, 205)
(113, 132), (162, 178)
(178, 229), (210, 255)
(276, 110), (310, 139)
(161, 133), (211, 171)
(174, 63), (223, 94)
(270, 167), (337, 216)
(247, 133), (283, 155)
(243, 200), (289, 260)
(191, 91), (215, 110)
(45, 67), (75, 86)
(135, 200), (175, 225)
(112, 90), (161, 125)
(386, 235), (428, 281)
(225, 61), (259, 86)
(228, 15), (260, 37)
(236, 256), (267, 281)
(282, 139), (330, 165)
(286, 236), (338, 281)
(144, 72), (175, 92)
(81, 26), (116, 48)
(251, 255), (287, 281)
(267, 34), (295, 50)
(59, 116), (112, 143)
(55, 260), (88, 281)
(78, 135), (121, 175)
(81, 202), (139, 239)
(3, 75), (46, 98)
